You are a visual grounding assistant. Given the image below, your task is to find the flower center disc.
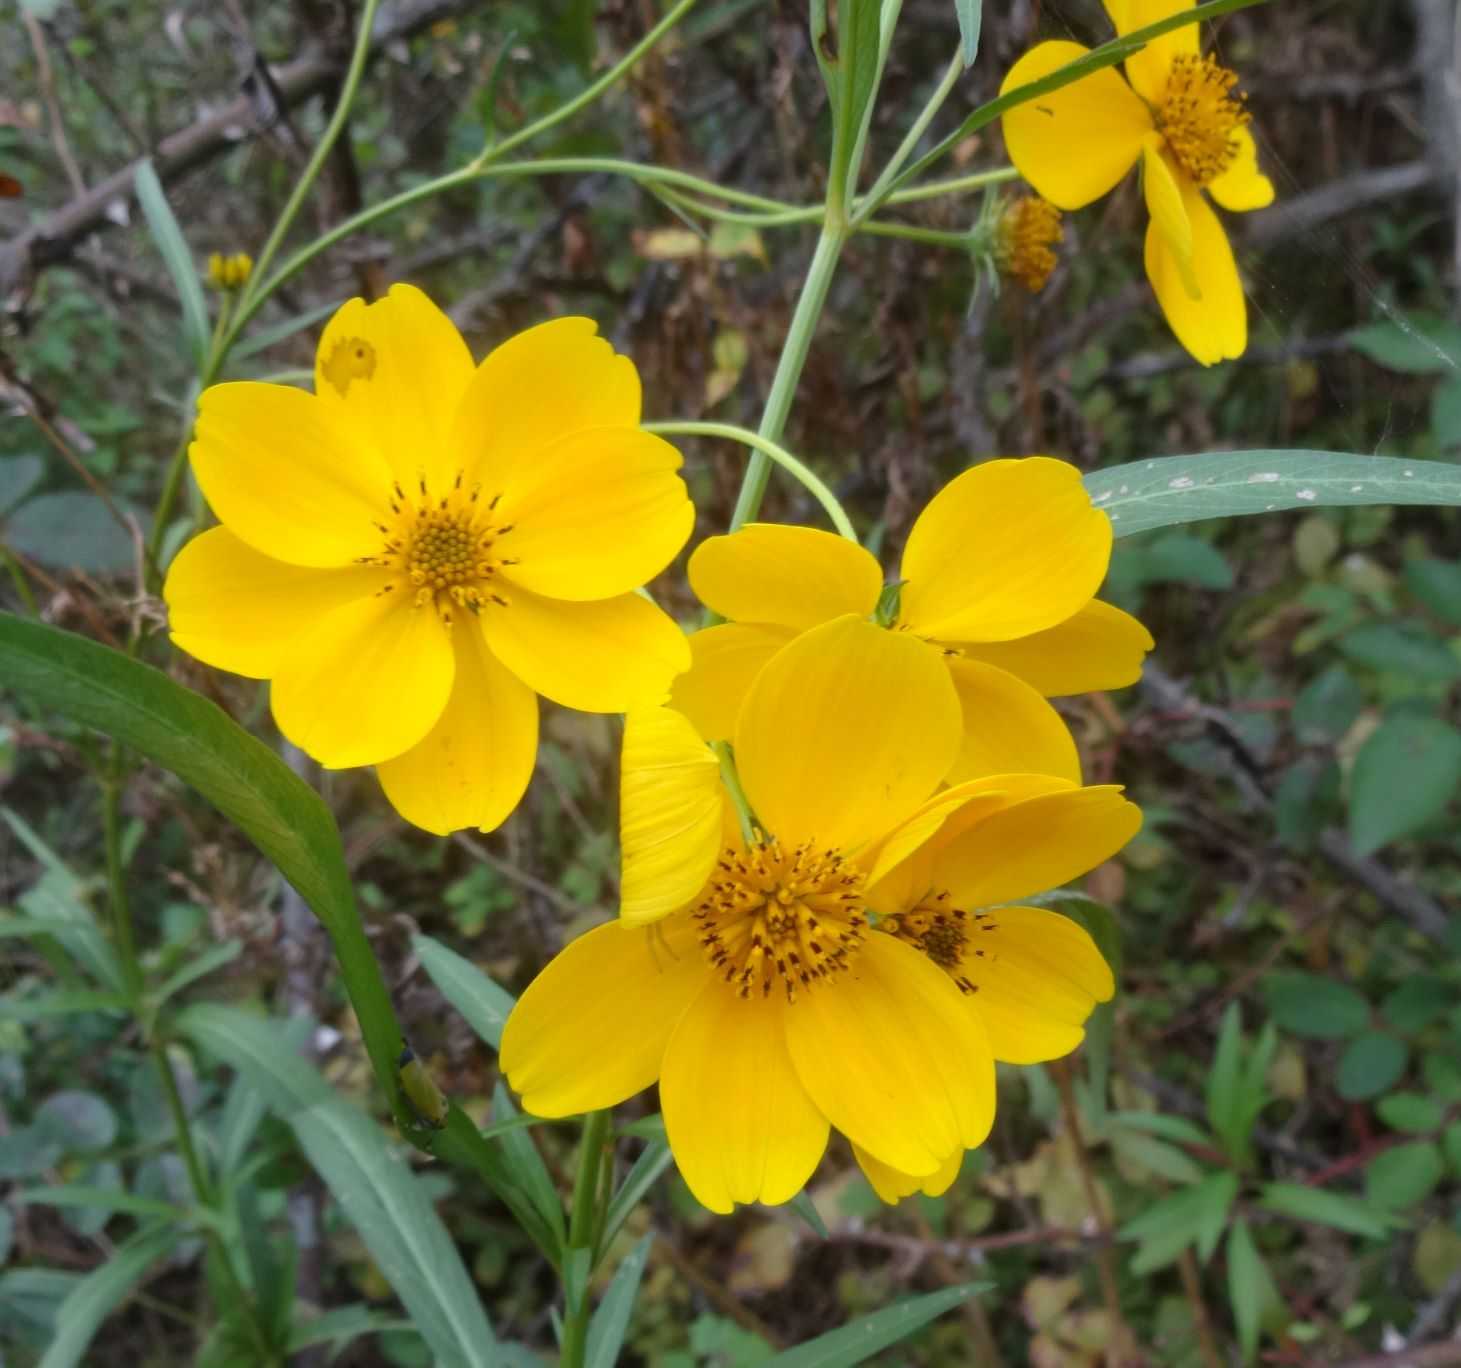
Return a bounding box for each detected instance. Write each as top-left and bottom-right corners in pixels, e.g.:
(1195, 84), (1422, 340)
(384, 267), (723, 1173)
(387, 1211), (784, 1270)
(360, 474), (516, 626)
(996, 196), (1063, 293)
(882, 891), (986, 995)
(1158, 53), (1250, 187)
(695, 839), (867, 1002)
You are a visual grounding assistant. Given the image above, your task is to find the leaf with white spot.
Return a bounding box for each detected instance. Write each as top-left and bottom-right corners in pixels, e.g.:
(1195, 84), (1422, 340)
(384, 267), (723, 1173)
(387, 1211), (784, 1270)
(1084, 452), (1461, 538)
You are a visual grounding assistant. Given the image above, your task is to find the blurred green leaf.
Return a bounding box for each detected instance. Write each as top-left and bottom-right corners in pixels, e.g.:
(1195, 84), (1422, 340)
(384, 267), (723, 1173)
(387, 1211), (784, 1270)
(1273, 756), (1339, 853)
(1110, 1128), (1205, 1185)
(37, 1225), (179, 1368)
(1107, 1112), (1212, 1147)
(585, 1235), (651, 1368)
(179, 1005), (500, 1367)
(411, 934), (515, 1052)
(1265, 972), (1370, 1040)
(0, 455), (43, 517)
(1376, 1093), (1445, 1134)
(1226, 1219), (1281, 1365)
(1085, 452), (1461, 539)
(1122, 1171), (1238, 1273)
(1348, 314), (1461, 374)
(34, 1091), (115, 1154)
(134, 159), (211, 368)
(1336, 1033), (1408, 1102)
(1348, 715), (1461, 855)
(1382, 976), (1453, 1033)
(3, 493), (143, 574)
(1338, 623), (1461, 682)
(1405, 557), (1461, 625)
(955, 0), (982, 65)
(600, 1138), (674, 1258)
(1429, 376), (1461, 445)
(1291, 665), (1363, 745)
(1141, 531), (1236, 589)
(763, 1283), (991, 1367)
(1366, 1140), (1444, 1208)
(1257, 1183), (1397, 1239)
(1443, 1121), (1461, 1176)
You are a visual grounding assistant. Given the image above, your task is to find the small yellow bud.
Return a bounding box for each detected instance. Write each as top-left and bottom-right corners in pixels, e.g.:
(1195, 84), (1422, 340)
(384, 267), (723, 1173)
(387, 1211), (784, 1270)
(206, 251), (253, 291)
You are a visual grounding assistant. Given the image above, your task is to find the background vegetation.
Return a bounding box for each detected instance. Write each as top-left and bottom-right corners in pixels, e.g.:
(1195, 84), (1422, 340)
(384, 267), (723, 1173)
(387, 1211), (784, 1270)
(2, 0), (1460, 1364)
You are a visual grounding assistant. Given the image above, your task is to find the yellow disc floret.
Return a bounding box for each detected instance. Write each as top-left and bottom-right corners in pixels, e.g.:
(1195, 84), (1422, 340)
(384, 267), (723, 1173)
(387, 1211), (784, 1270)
(359, 473), (516, 627)
(1157, 53), (1250, 187)
(695, 838), (866, 1002)
(994, 195), (1064, 294)
(882, 890), (994, 996)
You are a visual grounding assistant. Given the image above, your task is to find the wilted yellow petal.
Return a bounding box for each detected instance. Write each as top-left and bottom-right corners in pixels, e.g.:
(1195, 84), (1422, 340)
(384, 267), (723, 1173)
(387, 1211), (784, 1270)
(1144, 180), (1246, 365)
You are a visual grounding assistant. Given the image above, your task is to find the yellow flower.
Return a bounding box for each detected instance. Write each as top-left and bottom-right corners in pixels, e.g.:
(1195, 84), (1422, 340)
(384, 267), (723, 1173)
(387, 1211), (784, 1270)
(207, 252), (253, 290)
(995, 195), (1064, 293)
(164, 285), (693, 834)
(500, 617), (1140, 1213)
(1000, 0), (1275, 365)
(671, 457), (1152, 787)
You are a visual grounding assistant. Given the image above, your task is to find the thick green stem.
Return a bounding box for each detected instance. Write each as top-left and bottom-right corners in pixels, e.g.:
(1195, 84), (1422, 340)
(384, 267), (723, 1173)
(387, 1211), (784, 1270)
(645, 421), (856, 539)
(560, 1109), (612, 1368)
(728, 226), (847, 532)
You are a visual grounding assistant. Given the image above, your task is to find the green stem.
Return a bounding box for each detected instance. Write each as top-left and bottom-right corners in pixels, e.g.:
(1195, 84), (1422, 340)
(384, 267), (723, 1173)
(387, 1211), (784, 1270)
(858, 221), (975, 248)
(727, 226), (847, 532)
(560, 1109), (612, 1368)
(884, 165), (1018, 206)
(239, 0), (384, 312)
(852, 45), (963, 228)
(712, 742), (757, 844)
(0, 542), (38, 616)
(101, 744), (143, 1004)
(645, 421), (856, 540)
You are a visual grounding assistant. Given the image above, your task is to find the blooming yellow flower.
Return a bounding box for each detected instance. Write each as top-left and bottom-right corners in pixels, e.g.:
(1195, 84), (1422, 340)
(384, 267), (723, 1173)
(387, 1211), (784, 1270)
(1000, 0), (1275, 365)
(500, 617), (1140, 1213)
(164, 285), (693, 834)
(671, 457), (1152, 786)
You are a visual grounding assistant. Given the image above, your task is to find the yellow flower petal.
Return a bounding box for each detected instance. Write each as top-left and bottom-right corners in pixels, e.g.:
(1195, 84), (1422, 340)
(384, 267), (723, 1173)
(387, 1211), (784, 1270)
(1144, 179), (1246, 365)
(999, 42), (1151, 210)
(945, 659), (1081, 786)
(661, 984), (829, 1213)
(957, 905), (1115, 1064)
(492, 428), (692, 602)
(190, 382), (389, 567)
(785, 933), (994, 1174)
(898, 457), (1112, 643)
(1208, 126), (1275, 212)
(270, 593), (455, 768)
(482, 587), (690, 713)
(1143, 137), (1199, 300)
(956, 600), (1153, 696)
(735, 616), (961, 852)
(1106, 0), (1199, 106)
(376, 627), (537, 835)
(164, 526), (382, 679)
(451, 318), (641, 492)
(688, 525), (883, 629)
(314, 284), (476, 497)
(853, 1144), (963, 1204)
(500, 917), (704, 1117)
(931, 786), (1142, 909)
(669, 623), (795, 742)
(620, 708), (724, 926)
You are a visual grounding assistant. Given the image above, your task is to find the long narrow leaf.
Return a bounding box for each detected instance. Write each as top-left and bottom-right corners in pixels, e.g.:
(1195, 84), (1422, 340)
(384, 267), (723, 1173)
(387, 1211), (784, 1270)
(600, 1138), (675, 1257)
(412, 933), (516, 1051)
(765, 1284), (991, 1367)
(38, 1224), (179, 1368)
(134, 160), (210, 367)
(1086, 451), (1461, 538)
(955, 0), (982, 66)
(585, 1235), (652, 1368)
(179, 1004), (498, 1368)
(0, 616), (409, 1129)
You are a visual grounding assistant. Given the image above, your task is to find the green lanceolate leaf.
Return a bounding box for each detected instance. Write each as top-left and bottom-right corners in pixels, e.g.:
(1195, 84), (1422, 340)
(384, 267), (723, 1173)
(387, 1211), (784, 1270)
(584, 1235), (652, 1368)
(1348, 715), (1461, 855)
(134, 159), (211, 368)
(1085, 452), (1461, 538)
(764, 1283), (991, 1367)
(411, 934), (516, 1051)
(38, 1224), (179, 1368)
(0, 616), (408, 1129)
(178, 1005), (499, 1368)
(1225, 1219), (1279, 1365)
(1256, 1183), (1398, 1240)
(955, 0), (982, 66)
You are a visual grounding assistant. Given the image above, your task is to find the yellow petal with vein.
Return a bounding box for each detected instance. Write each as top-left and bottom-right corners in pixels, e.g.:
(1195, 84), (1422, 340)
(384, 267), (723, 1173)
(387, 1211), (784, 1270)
(1144, 179), (1246, 365)
(688, 524), (882, 629)
(854, 1145), (963, 1204)
(1000, 42), (1151, 210)
(899, 458), (1111, 643)
(1208, 126), (1275, 212)
(945, 659), (1081, 786)
(500, 916), (704, 1117)
(735, 617), (961, 853)
(662, 984), (829, 1214)
(956, 600), (1153, 696)
(1143, 137), (1199, 300)
(1109, 0), (1199, 105)
(620, 708), (723, 926)
(670, 622), (794, 742)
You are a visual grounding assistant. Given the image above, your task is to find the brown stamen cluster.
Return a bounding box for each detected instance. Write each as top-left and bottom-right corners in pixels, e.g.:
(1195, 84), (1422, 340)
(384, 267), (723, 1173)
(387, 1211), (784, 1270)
(358, 472), (516, 627)
(882, 890), (997, 995)
(695, 838), (866, 1002)
(995, 196), (1064, 293)
(1158, 53), (1250, 186)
